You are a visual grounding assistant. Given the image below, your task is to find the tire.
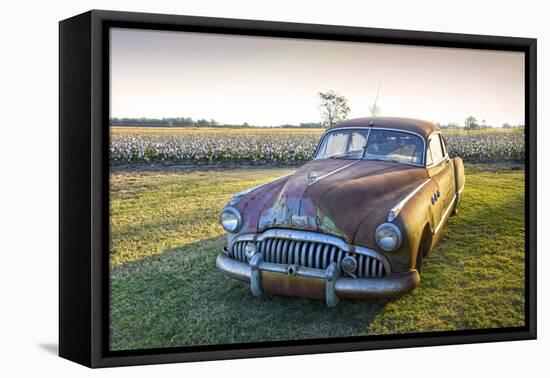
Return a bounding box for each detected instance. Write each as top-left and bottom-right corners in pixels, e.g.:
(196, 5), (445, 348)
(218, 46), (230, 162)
(416, 228), (432, 271)
(451, 204), (459, 216)
(415, 246), (424, 271)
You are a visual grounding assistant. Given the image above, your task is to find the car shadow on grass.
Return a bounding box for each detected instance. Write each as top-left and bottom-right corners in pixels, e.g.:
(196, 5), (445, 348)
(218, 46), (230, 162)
(109, 236), (392, 351)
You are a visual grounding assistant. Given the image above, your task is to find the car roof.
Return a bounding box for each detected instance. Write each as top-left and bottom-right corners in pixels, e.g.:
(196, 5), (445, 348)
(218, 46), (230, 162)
(327, 117), (440, 139)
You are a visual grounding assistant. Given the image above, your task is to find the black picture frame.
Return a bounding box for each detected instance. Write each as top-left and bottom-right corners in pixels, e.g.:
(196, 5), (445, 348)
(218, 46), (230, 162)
(59, 9), (537, 368)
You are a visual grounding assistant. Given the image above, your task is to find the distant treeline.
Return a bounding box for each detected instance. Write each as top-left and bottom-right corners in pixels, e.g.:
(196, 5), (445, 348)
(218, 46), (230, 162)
(110, 117), (523, 130)
(110, 117), (322, 128)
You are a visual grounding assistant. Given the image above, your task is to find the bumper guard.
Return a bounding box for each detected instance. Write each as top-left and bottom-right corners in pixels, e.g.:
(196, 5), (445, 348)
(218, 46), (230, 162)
(216, 248), (420, 307)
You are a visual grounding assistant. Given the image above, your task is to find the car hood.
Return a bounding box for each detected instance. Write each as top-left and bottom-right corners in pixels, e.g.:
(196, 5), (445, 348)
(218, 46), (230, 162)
(235, 158), (429, 246)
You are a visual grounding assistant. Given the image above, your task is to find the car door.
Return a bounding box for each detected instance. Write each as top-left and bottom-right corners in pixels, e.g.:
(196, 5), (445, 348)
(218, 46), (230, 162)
(426, 133), (454, 231)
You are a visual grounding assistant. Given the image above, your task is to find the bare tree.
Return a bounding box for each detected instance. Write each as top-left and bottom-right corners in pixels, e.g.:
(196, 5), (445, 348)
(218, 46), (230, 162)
(318, 90), (351, 128)
(464, 116), (478, 134)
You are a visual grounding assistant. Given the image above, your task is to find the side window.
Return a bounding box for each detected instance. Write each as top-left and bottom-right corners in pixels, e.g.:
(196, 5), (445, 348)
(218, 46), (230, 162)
(439, 135), (448, 157)
(426, 145), (433, 166)
(428, 135), (444, 164)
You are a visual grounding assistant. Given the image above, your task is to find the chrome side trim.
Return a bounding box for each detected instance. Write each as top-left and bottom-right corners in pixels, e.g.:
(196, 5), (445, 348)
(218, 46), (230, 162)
(457, 184), (465, 194)
(387, 179), (431, 221)
(433, 195), (457, 234)
(230, 228), (391, 273)
(310, 160), (360, 185)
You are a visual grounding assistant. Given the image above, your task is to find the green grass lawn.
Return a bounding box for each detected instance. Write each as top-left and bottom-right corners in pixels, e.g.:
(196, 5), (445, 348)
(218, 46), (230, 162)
(109, 165), (525, 351)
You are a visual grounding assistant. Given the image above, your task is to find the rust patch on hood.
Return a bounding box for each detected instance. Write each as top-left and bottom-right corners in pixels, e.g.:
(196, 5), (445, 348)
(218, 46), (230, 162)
(257, 159), (354, 233)
(236, 158), (429, 247)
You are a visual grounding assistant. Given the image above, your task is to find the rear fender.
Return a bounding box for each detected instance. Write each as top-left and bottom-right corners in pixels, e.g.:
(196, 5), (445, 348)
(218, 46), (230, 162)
(452, 157), (465, 213)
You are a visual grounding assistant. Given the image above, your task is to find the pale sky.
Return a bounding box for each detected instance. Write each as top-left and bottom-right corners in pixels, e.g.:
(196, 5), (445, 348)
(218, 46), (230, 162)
(110, 27), (525, 127)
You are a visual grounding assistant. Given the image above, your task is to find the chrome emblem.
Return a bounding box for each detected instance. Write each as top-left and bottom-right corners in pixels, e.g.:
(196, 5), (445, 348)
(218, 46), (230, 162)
(291, 215), (309, 226)
(307, 172), (318, 184)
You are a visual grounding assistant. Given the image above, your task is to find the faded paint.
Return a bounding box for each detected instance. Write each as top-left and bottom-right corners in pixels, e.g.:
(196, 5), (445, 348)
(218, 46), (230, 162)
(236, 158), (429, 249)
(227, 117), (464, 283)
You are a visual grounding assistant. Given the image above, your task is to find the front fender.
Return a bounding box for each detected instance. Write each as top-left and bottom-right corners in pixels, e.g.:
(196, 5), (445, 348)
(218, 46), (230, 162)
(381, 179), (438, 271)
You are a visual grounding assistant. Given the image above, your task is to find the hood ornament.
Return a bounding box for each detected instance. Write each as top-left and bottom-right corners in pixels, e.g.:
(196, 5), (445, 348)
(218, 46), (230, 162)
(307, 172), (318, 184)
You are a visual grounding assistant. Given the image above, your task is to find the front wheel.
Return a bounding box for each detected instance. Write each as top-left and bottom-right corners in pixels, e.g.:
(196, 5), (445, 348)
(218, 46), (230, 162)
(416, 228), (432, 271)
(415, 247), (424, 271)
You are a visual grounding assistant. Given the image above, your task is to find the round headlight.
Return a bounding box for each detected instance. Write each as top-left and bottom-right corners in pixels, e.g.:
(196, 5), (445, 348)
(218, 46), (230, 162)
(220, 207), (242, 233)
(375, 223), (402, 252)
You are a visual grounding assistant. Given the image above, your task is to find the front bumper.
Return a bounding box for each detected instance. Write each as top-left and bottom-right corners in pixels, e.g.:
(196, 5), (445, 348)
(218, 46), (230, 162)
(216, 250), (420, 306)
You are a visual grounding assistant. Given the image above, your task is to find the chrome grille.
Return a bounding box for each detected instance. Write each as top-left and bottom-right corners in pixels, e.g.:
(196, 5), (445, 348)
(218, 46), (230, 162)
(229, 238), (385, 278)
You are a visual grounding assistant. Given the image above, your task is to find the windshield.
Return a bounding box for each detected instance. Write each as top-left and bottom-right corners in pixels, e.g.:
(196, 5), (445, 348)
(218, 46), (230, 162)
(316, 128), (424, 165)
(315, 130), (369, 159)
(364, 129), (424, 165)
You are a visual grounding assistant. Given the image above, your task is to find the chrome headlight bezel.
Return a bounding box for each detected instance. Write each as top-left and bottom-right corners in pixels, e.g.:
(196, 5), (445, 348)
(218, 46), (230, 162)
(220, 207), (243, 233)
(375, 222), (402, 252)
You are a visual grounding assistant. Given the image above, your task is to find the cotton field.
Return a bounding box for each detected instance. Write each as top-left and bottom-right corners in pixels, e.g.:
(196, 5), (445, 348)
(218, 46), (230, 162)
(110, 129), (524, 165)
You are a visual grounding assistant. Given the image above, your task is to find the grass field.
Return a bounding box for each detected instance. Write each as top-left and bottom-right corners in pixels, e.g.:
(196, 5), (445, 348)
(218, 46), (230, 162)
(109, 164), (525, 351)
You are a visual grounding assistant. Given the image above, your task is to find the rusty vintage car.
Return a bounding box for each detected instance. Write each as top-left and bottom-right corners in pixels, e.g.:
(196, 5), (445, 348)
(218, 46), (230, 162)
(216, 117), (465, 306)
